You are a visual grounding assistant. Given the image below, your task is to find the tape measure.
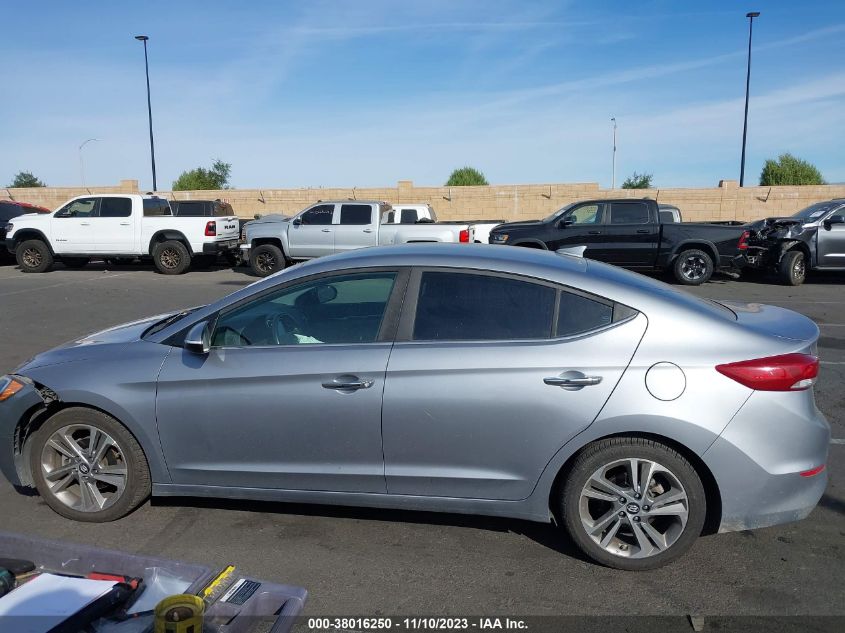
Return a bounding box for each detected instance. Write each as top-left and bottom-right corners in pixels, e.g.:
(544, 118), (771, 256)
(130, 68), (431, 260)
(153, 594), (204, 633)
(198, 565), (236, 604)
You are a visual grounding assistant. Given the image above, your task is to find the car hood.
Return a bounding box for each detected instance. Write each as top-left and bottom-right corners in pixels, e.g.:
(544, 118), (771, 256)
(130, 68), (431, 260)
(9, 212), (50, 224)
(13, 312), (177, 372)
(249, 213), (291, 225)
(491, 220), (544, 232)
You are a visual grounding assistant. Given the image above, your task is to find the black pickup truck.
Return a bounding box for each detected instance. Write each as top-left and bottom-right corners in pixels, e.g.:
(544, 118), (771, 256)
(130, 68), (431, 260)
(489, 198), (748, 285)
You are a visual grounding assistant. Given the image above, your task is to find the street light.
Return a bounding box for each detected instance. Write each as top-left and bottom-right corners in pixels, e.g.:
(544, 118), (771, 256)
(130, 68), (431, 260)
(611, 117), (617, 190)
(134, 35), (157, 191)
(739, 11), (760, 187)
(78, 138), (101, 189)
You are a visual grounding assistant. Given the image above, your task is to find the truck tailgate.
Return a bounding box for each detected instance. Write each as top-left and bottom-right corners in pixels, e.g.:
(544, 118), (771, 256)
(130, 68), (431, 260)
(211, 216), (240, 241)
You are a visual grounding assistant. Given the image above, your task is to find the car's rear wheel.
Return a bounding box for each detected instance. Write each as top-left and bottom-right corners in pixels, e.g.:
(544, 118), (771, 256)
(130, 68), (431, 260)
(153, 240), (191, 275)
(561, 437), (706, 570)
(29, 407), (150, 522)
(16, 239), (53, 273)
(673, 249), (714, 285)
(62, 257), (90, 269)
(778, 250), (806, 286)
(250, 244), (286, 277)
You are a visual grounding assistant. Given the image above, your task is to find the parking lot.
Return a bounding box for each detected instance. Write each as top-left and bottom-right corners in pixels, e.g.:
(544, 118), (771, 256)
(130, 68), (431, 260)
(0, 261), (843, 621)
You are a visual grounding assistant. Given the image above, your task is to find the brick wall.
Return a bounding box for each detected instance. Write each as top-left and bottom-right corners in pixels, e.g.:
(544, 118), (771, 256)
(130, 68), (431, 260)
(4, 179), (844, 223)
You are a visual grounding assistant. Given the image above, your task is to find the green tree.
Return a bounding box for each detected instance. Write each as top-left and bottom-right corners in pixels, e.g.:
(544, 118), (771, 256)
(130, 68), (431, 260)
(445, 166), (488, 186)
(759, 153), (825, 186)
(621, 172), (653, 189)
(172, 159), (232, 191)
(9, 171), (46, 187)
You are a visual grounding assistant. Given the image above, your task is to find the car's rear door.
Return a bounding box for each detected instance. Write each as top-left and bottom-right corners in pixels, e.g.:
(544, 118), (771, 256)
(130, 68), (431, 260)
(155, 268), (408, 492)
(597, 201), (659, 267)
(333, 204), (378, 254)
(91, 196), (135, 253)
(381, 269), (646, 501)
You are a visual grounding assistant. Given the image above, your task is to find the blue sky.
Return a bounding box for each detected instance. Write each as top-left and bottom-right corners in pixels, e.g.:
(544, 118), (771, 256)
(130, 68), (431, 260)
(1, 0), (843, 190)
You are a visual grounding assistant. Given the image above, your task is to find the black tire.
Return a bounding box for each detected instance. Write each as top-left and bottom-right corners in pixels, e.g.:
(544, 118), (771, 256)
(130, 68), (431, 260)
(153, 240), (191, 275)
(778, 250), (806, 286)
(29, 407), (151, 522)
(16, 239), (54, 273)
(62, 257), (90, 269)
(250, 244), (286, 277)
(560, 437), (706, 571)
(673, 248), (714, 285)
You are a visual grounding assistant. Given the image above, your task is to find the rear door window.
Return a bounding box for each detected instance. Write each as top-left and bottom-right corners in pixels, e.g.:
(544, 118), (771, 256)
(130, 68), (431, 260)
(412, 271), (555, 341)
(99, 197), (132, 218)
(609, 202), (650, 224)
(340, 204), (373, 225)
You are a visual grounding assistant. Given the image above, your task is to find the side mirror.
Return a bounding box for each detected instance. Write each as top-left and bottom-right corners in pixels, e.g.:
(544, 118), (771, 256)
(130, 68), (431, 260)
(185, 321), (211, 355)
(292, 217), (302, 226)
(558, 217), (574, 228)
(823, 214), (845, 230)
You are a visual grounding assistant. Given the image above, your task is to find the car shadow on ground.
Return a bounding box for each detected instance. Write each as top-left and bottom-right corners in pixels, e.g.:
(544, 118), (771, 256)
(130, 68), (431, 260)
(150, 495), (594, 563)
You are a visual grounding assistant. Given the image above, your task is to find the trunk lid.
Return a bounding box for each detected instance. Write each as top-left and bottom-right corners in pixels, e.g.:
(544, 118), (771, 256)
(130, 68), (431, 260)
(716, 300), (819, 348)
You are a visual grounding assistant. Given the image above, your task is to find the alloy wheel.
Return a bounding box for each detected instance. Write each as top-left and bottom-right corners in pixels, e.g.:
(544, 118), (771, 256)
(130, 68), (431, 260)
(793, 256), (806, 282)
(256, 251), (276, 273)
(680, 255), (706, 281)
(22, 248), (42, 268)
(40, 424), (128, 512)
(578, 458), (689, 559)
(160, 248), (181, 269)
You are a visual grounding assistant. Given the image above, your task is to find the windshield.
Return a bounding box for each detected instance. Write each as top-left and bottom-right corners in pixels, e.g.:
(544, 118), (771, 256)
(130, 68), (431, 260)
(543, 203), (576, 222)
(791, 201), (843, 221)
(143, 307), (202, 337)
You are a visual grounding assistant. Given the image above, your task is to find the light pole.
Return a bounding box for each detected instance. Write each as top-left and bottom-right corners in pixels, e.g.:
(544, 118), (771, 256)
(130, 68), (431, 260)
(739, 12), (760, 187)
(135, 35), (157, 191)
(611, 117), (617, 189)
(78, 138), (100, 189)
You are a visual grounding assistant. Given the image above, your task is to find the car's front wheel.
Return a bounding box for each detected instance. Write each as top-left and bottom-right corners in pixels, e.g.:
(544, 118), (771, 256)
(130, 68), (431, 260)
(16, 239), (54, 273)
(778, 250), (806, 286)
(561, 437), (706, 570)
(250, 244), (286, 277)
(30, 407), (151, 522)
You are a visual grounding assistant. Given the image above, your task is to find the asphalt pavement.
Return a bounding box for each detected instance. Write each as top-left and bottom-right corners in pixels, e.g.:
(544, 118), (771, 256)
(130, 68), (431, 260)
(0, 261), (842, 626)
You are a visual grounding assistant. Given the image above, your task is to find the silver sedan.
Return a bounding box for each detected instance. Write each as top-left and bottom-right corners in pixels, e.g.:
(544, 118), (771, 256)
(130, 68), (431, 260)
(0, 244), (829, 570)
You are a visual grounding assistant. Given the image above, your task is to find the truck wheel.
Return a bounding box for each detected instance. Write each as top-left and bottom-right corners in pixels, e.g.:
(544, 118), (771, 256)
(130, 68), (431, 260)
(62, 257), (90, 269)
(153, 240), (191, 275)
(250, 244), (286, 277)
(778, 250), (806, 286)
(673, 249), (713, 285)
(16, 239), (54, 273)
(29, 407), (151, 522)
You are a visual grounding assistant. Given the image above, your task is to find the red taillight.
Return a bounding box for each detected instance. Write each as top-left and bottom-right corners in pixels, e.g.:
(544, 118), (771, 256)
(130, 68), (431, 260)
(205, 221), (216, 236)
(459, 229), (469, 243)
(738, 230), (749, 250)
(716, 353), (819, 391)
(799, 464), (825, 478)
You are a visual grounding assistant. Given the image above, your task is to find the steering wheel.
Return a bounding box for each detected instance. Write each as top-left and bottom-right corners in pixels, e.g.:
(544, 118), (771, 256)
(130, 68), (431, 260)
(215, 325), (251, 346)
(268, 307), (308, 345)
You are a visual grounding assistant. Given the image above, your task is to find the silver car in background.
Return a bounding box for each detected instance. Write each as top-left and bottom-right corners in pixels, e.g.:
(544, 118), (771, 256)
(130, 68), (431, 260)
(0, 244), (829, 570)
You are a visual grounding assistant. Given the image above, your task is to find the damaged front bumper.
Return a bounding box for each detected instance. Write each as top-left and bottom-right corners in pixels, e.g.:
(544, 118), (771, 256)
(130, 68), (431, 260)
(0, 375), (50, 487)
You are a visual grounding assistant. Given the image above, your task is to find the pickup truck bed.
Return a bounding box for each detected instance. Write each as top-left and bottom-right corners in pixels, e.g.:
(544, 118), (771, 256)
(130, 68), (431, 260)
(489, 198), (748, 285)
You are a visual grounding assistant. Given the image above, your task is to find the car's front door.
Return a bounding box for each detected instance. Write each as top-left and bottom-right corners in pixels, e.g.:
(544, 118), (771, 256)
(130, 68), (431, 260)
(333, 204), (378, 253)
(50, 197), (99, 253)
(381, 269), (646, 501)
(287, 204), (336, 258)
(155, 268), (406, 492)
(816, 211), (845, 267)
(546, 202), (605, 255)
(597, 201), (658, 267)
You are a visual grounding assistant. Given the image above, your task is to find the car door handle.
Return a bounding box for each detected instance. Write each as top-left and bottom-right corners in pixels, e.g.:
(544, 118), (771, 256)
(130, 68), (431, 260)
(120, 222), (131, 226)
(363, 229), (374, 233)
(544, 376), (603, 387)
(322, 379), (374, 391)
(80, 222), (91, 226)
(321, 228), (332, 233)
(587, 230), (601, 235)
(636, 229), (650, 234)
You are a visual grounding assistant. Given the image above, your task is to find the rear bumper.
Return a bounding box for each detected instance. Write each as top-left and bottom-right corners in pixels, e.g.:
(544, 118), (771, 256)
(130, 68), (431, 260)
(201, 239), (239, 255)
(718, 253), (746, 270)
(703, 391), (830, 533)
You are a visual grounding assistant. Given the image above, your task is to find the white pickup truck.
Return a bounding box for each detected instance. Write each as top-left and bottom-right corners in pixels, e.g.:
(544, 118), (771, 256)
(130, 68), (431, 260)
(4, 194), (240, 274)
(241, 200), (503, 276)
